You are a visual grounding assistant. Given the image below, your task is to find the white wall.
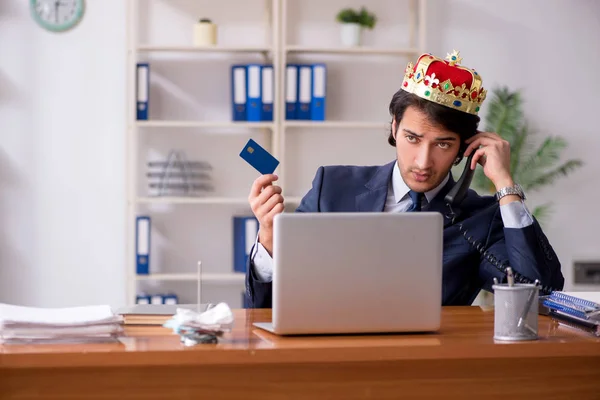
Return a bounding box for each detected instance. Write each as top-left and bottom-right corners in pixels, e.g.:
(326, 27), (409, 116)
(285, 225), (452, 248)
(0, 0), (126, 307)
(0, 0), (598, 308)
(425, 0), (600, 291)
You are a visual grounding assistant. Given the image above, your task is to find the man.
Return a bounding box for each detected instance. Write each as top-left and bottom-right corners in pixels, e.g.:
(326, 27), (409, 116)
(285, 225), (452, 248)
(245, 50), (564, 308)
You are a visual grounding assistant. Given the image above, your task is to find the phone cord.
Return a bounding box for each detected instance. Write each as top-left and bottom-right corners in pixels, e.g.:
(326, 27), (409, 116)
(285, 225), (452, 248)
(445, 204), (554, 296)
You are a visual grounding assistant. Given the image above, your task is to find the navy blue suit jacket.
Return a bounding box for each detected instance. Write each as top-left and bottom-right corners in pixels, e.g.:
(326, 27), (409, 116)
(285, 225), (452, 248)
(245, 160), (565, 308)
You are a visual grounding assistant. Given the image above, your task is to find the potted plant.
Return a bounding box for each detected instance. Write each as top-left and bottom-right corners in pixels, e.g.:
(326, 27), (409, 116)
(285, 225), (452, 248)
(454, 86), (583, 307)
(335, 7), (377, 47)
(193, 18), (217, 46)
(453, 86), (583, 225)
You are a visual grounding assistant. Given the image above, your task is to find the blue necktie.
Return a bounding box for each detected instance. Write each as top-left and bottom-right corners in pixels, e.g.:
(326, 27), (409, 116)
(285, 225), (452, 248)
(406, 190), (423, 212)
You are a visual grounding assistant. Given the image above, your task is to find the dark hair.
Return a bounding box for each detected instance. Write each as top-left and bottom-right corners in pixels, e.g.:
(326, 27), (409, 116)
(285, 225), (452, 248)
(388, 89), (480, 164)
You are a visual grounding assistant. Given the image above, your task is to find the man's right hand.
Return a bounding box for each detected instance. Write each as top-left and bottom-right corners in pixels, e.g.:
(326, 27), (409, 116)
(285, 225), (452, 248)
(248, 174), (284, 256)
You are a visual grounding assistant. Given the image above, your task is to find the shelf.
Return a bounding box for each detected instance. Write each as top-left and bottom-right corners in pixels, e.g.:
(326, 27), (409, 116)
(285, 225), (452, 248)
(284, 121), (388, 129)
(136, 121), (274, 129)
(135, 273), (245, 283)
(126, 0), (427, 306)
(136, 197), (250, 205)
(136, 45), (272, 53)
(137, 196), (303, 205)
(285, 45), (420, 56)
(136, 196), (301, 206)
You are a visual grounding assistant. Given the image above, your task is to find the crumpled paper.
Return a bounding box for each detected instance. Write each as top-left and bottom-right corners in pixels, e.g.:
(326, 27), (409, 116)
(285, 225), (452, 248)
(163, 302), (234, 345)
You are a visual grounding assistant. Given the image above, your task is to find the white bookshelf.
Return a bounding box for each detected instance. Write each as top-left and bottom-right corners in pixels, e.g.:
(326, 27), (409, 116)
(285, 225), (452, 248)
(136, 196), (303, 205)
(135, 273), (245, 283)
(284, 121), (389, 129)
(125, 0), (427, 306)
(136, 121), (275, 129)
(285, 45), (421, 56)
(136, 45), (272, 54)
(136, 196), (249, 205)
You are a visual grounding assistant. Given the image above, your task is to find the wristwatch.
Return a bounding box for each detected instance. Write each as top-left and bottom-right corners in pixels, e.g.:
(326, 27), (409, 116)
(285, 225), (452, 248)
(494, 183), (526, 201)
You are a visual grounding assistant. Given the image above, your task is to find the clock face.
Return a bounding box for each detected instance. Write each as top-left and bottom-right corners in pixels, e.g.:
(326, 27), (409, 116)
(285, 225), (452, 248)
(30, 0), (85, 32)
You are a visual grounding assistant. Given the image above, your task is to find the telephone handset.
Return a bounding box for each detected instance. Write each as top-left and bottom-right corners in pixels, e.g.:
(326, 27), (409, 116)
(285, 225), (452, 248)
(445, 153), (476, 209)
(443, 154), (557, 295)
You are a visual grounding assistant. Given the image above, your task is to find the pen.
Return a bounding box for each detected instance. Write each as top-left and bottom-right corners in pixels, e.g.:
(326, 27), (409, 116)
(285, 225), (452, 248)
(517, 279), (540, 334)
(506, 267), (514, 287)
(197, 261), (202, 313)
(493, 277), (499, 286)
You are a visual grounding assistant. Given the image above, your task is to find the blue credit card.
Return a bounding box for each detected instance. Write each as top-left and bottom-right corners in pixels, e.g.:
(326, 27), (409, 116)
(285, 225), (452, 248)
(239, 139), (280, 175)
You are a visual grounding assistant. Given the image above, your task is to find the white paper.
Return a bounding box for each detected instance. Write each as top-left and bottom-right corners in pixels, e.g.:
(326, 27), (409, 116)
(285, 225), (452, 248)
(2, 336), (119, 344)
(2, 324), (122, 339)
(164, 302), (233, 333)
(0, 303), (116, 326)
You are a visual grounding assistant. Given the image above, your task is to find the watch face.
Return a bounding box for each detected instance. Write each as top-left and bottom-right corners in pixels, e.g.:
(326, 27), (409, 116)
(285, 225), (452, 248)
(30, 0), (85, 32)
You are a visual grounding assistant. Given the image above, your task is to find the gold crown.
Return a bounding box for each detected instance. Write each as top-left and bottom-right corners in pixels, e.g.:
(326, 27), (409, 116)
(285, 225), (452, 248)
(401, 50), (487, 115)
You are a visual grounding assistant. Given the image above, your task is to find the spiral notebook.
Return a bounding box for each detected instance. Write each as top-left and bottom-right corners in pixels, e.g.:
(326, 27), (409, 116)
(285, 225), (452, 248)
(543, 292), (600, 322)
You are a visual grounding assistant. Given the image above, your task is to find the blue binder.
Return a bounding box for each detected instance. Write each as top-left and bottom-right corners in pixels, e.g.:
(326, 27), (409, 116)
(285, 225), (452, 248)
(261, 65), (274, 121)
(233, 216), (259, 273)
(136, 63), (149, 120)
(163, 293), (178, 305)
(231, 65), (247, 121)
(246, 64), (262, 122)
(310, 63), (327, 121)
(285, 64), (298, 120)
(135, 216), (150, 274)
(296, 64), (312, 120)
(136, 294), (151, 304)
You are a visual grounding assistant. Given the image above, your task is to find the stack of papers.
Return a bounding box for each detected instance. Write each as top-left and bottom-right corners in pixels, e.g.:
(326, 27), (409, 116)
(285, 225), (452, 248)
(0, 303), (123, 344)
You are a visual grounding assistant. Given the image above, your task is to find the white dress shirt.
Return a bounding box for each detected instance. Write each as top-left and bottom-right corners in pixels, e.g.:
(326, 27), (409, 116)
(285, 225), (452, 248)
(251, 162), (533, 282)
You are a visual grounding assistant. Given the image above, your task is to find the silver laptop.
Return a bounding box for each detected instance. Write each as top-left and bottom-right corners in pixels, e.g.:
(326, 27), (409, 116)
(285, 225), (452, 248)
(253, 212), (443, 335)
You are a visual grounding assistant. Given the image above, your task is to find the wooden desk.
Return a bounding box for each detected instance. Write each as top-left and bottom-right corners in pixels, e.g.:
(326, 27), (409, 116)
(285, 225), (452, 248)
(1, 307), (599, 399)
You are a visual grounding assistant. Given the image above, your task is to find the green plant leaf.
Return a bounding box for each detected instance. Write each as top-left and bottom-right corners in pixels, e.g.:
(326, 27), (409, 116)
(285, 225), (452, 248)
(509, 124), (529, 180)
(531, 203), (552, 226)
(336, 8), (358, 23)
(469, 86), (584, 225)
(521, 136), (566, 173)
(336, 7), (376, 28)
(484, 86), (523, 143)
(522, 159), (583, 191)
(518, 136), (581, 191)
(358, 7), (376, 29)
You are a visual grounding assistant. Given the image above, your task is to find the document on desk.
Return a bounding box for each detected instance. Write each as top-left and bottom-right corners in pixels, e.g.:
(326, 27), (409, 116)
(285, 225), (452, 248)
(0, 303), (118, 326)
(0, 303), (122, 344)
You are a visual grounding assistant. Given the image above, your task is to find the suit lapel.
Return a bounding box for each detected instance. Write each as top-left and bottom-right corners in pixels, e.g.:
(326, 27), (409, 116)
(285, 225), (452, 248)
(355, 161), (396, 212)
(354, 161), (461, 228)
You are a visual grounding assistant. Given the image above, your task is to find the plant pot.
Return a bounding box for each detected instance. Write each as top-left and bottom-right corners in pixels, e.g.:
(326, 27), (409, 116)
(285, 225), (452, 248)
(340, 22), (362, 47)
(193, 22), (217, 46)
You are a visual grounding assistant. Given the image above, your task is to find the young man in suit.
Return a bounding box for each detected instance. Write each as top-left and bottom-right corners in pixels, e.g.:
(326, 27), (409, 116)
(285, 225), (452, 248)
(245, 50), (565, 308)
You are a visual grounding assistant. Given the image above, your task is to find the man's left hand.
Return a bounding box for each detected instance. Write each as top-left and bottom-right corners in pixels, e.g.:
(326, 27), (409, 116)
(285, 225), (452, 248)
(464, 131), (515, 191)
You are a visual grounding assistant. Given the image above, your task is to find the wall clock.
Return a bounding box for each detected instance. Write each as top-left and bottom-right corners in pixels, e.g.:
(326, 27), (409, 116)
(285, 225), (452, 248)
(30, 0), (85, 32)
